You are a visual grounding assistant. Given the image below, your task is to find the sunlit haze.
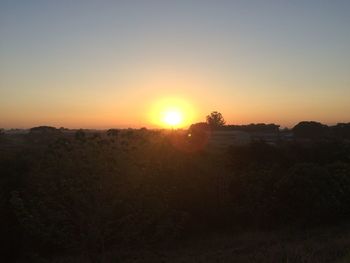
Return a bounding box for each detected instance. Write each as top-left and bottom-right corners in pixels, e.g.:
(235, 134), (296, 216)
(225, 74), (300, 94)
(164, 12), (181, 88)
(1, 1), (350, 129)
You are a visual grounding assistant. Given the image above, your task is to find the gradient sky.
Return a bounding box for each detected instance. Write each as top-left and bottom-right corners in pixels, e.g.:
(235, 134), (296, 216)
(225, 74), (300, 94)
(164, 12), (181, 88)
(1, 0), (350, 129)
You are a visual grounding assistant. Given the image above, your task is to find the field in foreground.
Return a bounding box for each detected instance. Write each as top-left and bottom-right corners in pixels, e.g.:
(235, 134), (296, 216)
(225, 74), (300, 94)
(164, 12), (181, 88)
(2, 128), (350, 262)
(52, 224), (350, 263)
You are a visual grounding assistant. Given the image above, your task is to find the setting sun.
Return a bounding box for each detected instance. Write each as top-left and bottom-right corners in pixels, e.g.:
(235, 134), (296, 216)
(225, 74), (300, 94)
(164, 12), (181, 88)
(163, 110), (183, 126)
(149, 97), (197, 128)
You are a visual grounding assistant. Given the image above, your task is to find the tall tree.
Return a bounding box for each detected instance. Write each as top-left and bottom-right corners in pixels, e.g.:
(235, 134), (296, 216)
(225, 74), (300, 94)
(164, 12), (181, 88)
(206, 111), (226, 129)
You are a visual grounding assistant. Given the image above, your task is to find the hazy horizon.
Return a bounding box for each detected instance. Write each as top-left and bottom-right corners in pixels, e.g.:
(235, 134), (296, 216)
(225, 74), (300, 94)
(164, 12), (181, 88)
(1, 0), (350, 129)
(2, 119), (349, 131)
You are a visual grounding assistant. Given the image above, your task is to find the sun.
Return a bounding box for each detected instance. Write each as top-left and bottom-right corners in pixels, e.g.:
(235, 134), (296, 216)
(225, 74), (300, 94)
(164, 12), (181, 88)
(149, 97), (196, 128)
(163, 110), (183, 126)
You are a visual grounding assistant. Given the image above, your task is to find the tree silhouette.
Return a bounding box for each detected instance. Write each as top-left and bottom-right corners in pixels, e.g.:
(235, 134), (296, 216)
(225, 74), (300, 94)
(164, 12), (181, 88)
(107, 129), (119, 137)
(332, 123), (350, 140)
(189, 122), (210, 132)
(0, 128), (4, 142)
(75, 129), (86, 141)
(293, 121), (329, 139)
(206, 111), (226, 129)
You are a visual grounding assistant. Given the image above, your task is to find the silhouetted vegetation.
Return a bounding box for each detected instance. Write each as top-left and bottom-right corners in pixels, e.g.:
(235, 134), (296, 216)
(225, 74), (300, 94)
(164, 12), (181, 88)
(1, 122), (350, 262)
(225, 123), (280, 133)
(206, 111), (226, 129)
(292, 121), (330, 140)
(332, 123), (350, 140)
(106, 128), (119, 138)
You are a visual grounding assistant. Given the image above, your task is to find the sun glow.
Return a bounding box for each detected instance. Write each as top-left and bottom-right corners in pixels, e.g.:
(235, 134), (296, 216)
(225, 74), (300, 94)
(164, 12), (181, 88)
(163, 110), (183, 126)
(149, 97), (196, 128)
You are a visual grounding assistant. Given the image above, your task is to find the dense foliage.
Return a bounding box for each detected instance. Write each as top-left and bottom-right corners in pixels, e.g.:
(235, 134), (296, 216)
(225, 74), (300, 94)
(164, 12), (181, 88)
(1, 129), (350, 261)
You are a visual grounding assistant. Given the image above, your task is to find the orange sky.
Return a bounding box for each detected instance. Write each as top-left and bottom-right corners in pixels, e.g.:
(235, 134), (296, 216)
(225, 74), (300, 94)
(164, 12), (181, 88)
(1, 1), (350, 129)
